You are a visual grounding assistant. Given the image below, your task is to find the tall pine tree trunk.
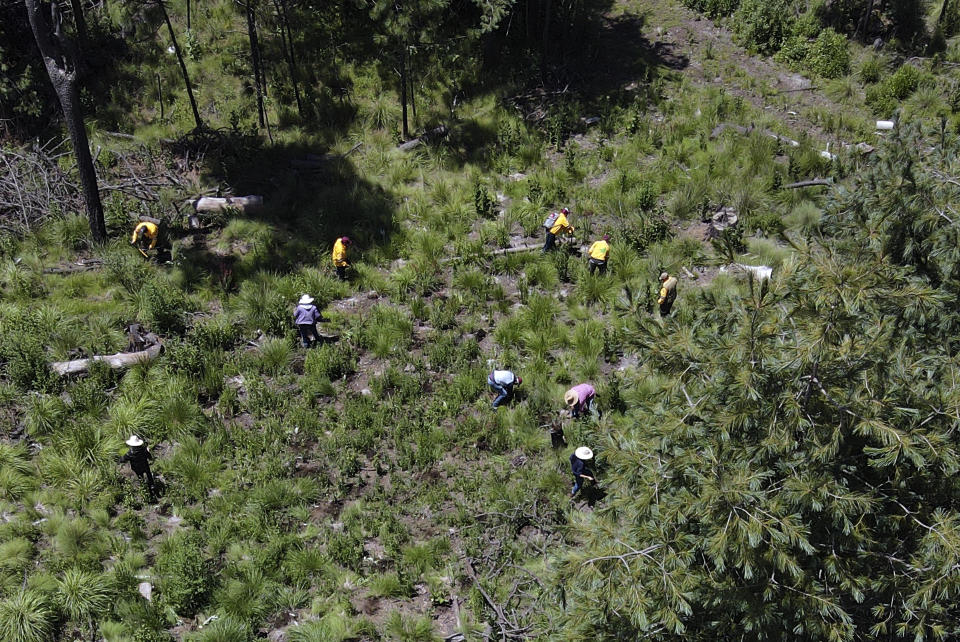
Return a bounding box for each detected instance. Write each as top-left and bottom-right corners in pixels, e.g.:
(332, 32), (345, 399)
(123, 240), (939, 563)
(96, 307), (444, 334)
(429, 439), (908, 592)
(69, 0), (87, 43)
(245, 0), (265, 128)
(24, 0), (106, 243)
(272, 0), (303, 118)
(399, 44), (410, 139)
(158, 0), (203, 130)
(541, 0), (552, 78)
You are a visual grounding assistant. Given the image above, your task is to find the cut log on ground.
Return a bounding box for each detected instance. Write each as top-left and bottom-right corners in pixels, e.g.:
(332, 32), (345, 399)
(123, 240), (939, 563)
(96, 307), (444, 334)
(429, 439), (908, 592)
(51, 343), (163, 376)
(138, 215), (162, 225)
(720, 263), (773, 281)
(711, 122), (800, 148)
(782, 178), (833, 189)
(193, 195), (263, 214)
(398, 125), (449, 151)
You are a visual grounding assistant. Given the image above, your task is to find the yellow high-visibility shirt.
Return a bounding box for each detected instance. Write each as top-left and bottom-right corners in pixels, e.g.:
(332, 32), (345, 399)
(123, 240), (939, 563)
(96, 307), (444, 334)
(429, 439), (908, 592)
(332, 238), (349, 267)
(658, 277), (677, 304)
(131, 222), (158, 249)
(588, 240), (609, 261)
(549, 212), (572, 236)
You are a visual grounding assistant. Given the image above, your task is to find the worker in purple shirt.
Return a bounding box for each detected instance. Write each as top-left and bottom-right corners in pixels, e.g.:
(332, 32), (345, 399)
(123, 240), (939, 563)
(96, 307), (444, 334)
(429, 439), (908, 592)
(294, 294), (322, 348)
(564, 383), (597, 419)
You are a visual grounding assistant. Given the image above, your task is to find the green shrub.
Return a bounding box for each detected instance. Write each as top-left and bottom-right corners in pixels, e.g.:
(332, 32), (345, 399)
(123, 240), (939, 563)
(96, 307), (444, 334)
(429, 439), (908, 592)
(139, 279), (187, 334)
(865, 84), (896, 117)
(0, 590), (55, 642)
(886, 64), (923, 99)
(155, 531), (214, 617)
(257, 337), (292, 375)
(865, 64), (924, 115)
(304, 343), (356, 380)
(0, 311), (57, 392)
(683, 0), (739, 18)
(327, 532), (365, 572)
(368, 572), (413, 598)
(105, 248), (152, 294)
(187, 615), (252, 642)
(805, 29), (849, 78)
(733, 0), (790, 53)
(858, 55), (884, 84)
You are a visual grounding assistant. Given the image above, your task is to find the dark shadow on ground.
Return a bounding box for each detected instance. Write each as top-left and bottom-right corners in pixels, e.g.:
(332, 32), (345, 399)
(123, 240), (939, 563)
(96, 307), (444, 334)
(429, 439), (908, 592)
(439, 11), (690, 171)
(160, 129), (398, 288)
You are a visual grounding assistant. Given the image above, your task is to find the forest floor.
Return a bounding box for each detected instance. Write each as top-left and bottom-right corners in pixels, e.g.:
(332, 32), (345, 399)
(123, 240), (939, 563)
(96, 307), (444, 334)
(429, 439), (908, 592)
(0, 0), (895, 639)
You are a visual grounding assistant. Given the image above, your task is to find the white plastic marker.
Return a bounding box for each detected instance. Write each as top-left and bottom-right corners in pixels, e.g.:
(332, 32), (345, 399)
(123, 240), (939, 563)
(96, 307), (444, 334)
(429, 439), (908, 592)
(877, 121), (895, 130)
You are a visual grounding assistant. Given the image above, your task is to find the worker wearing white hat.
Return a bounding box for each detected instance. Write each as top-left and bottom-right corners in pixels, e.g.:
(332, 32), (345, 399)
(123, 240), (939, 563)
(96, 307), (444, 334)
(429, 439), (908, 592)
(294, 294), (322, 348)
(570, 446), (594, 497)
(120, 434), (156, 500)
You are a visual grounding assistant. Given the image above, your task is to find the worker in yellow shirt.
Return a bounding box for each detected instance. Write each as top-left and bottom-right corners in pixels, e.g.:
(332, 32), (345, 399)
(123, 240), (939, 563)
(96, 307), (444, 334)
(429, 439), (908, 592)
(658, 272), (678, 316)
(543, 207), (574, 252)
(130, 221), (159, 257)
(588, 234), (611, 275)
(332, 236), (352, 280)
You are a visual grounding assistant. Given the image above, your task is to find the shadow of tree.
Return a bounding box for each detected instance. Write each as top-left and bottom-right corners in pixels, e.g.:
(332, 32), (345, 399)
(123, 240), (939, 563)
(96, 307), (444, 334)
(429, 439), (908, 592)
(161, 130), (398, 290)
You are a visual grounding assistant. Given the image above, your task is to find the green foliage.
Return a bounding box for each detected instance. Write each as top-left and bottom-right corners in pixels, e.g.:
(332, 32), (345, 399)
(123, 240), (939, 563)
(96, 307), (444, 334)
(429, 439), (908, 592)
(155, 531), (214, 617)
(865, 64), (927, 116)
(683, 0), (739, 18)
(0, 308), (57, 392)
(138, 278), (188, 334)
(858, 55), (884, 84)
(474, 181), (495, 217)
(0, 590), (54, 642)
(805, 28), (850, 78)
(304, 343), (356, 381)
(733, 0), (790, 53)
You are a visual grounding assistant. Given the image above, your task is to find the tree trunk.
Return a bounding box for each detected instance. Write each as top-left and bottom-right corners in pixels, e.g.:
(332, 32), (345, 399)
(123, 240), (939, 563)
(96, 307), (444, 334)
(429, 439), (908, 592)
(409, 59), (417, 128)
(24, 0), (106, 243)
(69, 0), (87, 43)
(541, 0), (553, 78)
(51, 342), (164, 376)
(399, 44), (410, 139)
(159, 0), (203, 130)
(856, 0), (876, 42)
(245, 0), (266, 128)
(186, 0), (191, 29)
(272, 0), (303, 118)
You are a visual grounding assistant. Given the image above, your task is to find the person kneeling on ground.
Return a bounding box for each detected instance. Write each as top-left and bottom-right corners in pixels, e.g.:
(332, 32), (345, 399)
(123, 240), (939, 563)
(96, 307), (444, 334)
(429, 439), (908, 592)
(570, 446), (594, 496)
(543, 208), (574, 253)
(120, 434), (157, 500)
(130, 221), (158, 256)
(333, 236), (352, 280)
(294, 294), (322, 347)
(487, 369), (521, 409)
(565, 383), (597, 419)
(588, 234), (611, 275)
(658, 272), (678, 316)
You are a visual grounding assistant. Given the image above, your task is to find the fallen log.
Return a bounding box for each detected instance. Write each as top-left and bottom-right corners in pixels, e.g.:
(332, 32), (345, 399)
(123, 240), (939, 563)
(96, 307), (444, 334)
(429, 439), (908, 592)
(782, 178), (833, 189)
(398, 125), (449, 151)
(710, 122), (800, 147)
(51, 343), (163, 376)
(193, 195), (263, 214)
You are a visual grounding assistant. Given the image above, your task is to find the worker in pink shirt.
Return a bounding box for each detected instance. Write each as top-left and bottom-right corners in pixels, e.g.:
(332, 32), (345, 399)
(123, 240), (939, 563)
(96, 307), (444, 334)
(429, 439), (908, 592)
(564, 383), (597, 419)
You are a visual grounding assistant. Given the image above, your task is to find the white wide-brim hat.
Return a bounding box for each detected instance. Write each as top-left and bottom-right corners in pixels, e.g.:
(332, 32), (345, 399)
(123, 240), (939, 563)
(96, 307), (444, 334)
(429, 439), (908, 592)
(125, 435), (144, 447)
(299, 294), (314, 305)
(575, 446), (593, 460)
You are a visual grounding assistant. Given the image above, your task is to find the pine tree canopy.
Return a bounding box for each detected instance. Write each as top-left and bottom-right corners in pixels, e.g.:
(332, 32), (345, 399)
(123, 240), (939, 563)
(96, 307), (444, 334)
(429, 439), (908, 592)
(552, 124), (960, 641)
